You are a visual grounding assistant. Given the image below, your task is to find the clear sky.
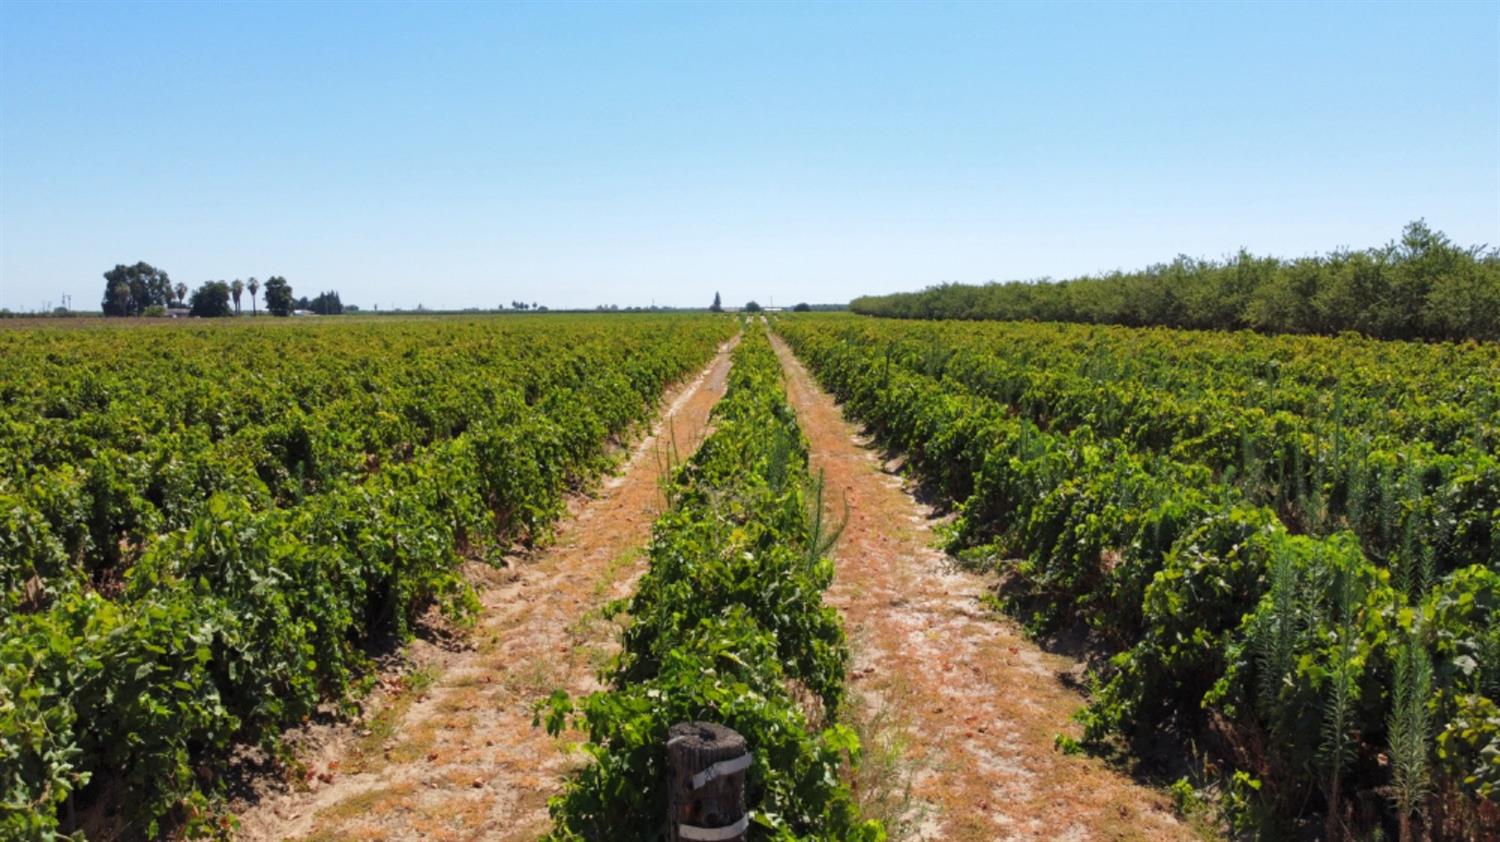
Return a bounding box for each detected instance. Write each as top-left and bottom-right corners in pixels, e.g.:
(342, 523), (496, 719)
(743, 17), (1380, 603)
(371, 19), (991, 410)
(1, 1), (1496, 312)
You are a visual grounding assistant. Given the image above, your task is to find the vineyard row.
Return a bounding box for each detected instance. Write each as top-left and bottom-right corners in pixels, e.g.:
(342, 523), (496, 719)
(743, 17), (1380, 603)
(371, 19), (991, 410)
(775, 314), (1498, 838)
(541, 328), (884, 841)
(1, 316), (734, 838)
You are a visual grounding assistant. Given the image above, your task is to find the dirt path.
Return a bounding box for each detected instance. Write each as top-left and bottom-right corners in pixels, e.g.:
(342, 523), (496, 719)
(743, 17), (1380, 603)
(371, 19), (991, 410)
(770, 333), (1196, 842)
(233, 339), (737, 842)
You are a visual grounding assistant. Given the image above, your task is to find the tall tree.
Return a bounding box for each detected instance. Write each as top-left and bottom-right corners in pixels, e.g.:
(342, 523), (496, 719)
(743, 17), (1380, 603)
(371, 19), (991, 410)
(262, 276), (294, 316)
(710, 291), (723, 312)
(99, 261), (171, 316)
(247, 277), (260, 316)
(102, 280), (132, 316)
(230, 279), (244, 314)
(173, 282), (188, 307)
(188, 281), (232, 317)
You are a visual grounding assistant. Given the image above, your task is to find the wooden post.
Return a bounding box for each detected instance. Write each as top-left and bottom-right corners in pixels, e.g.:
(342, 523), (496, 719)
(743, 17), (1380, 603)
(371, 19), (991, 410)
(667, 722), (750, 842)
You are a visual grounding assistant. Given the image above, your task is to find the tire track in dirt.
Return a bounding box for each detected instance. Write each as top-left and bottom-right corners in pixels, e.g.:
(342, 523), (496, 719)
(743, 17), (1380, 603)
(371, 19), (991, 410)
(770, 333), (1196, 842)
(233, 337), (738, 842)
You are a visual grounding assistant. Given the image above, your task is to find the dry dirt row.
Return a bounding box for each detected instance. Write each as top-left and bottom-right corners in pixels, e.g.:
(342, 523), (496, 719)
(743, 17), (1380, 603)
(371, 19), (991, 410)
(769, 333), (1197, 842)
(232, 339), (736, 842)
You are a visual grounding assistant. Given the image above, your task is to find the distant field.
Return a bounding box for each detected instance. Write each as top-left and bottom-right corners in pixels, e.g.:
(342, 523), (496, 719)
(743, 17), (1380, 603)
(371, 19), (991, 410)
(0, 313), (556, 329)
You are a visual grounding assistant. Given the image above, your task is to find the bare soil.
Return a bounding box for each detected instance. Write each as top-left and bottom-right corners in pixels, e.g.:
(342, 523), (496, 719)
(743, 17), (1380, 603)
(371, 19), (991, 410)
(230, 339), (736, 842)
(769, 333), (1198, 842)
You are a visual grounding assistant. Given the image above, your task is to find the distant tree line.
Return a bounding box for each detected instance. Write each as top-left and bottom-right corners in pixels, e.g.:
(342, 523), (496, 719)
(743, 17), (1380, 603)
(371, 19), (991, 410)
(295, 291), (343, 315)
(99, 263), (337, 318)
(850, 222), (1500, 342)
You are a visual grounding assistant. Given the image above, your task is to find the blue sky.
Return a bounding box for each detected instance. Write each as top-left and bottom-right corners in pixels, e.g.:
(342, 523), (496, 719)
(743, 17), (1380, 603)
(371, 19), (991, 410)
(1, 1), (1496, 312)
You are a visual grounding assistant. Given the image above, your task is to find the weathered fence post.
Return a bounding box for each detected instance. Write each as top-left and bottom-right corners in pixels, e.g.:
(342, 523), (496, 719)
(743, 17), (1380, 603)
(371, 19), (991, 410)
(667, 721), (750, 842)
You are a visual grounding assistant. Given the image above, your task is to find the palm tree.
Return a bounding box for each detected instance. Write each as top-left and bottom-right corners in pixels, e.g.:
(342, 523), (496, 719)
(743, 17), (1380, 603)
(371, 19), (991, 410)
(230, 279), (244, 315)
(247, 277), (259, 316)
(174, 281), (188, 307)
